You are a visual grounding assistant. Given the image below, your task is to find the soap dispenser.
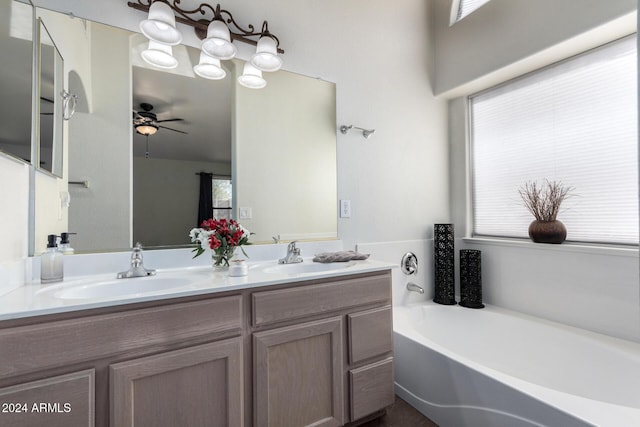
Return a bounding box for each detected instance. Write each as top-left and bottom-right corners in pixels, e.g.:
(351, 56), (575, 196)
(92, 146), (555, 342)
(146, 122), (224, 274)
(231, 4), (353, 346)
(41, 234), (64, 284)
(59, 232), (75, 255)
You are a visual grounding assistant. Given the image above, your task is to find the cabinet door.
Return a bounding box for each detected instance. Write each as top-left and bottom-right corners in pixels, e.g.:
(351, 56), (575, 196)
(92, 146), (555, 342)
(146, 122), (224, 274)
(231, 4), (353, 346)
(110, 338), (243, 427)
(254, 317), (343, 427)
(0, 369), (94, 427)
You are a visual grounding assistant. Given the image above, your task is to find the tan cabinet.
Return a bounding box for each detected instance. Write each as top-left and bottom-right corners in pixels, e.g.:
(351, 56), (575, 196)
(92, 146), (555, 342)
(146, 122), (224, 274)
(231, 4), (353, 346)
(251, 271), (393, 426)
(253, 317), (344, 427)
(0, 269), (392, 427)
(110, 338), (243, 427)
(0, 369), (95, 427)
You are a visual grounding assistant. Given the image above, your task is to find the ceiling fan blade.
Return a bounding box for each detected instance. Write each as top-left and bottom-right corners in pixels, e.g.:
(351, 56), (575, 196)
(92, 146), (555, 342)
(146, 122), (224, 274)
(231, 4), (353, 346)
(158, 125), (188, 134)
(156, 118), (184, 123)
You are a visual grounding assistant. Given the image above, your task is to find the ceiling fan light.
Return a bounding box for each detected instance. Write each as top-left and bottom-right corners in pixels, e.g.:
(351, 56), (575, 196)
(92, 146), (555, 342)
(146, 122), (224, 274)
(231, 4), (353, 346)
(250, 35), (282, 72)
(141, 40), (178, 69)
(135, 123), (158, 136)
(201, 20), (237, 60)
(139, 1), (182, 45)
(237, 62), (266, 89)
(193, 52), (226, 80)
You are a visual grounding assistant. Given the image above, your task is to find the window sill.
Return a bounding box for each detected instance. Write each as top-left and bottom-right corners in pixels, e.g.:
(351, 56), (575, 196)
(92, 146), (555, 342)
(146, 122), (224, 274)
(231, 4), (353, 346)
(462, 237), (639, 258)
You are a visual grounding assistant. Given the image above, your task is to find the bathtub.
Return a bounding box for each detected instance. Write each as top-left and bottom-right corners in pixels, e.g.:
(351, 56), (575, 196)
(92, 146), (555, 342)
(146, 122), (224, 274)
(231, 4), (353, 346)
(393, 302), (640, 427)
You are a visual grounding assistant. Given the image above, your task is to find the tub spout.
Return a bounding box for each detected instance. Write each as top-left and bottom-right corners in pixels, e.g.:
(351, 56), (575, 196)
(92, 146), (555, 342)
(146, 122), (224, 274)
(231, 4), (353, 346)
(407, 282), (424, 294)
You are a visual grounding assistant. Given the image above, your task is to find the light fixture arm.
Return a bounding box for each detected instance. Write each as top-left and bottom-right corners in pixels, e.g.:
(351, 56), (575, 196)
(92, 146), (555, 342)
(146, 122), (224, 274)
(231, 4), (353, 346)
(127, 0), (284, 53)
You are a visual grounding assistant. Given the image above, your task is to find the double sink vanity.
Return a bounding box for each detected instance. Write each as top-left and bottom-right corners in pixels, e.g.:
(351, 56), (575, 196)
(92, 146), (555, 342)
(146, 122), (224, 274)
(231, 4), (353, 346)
(0, 246), (394, 427)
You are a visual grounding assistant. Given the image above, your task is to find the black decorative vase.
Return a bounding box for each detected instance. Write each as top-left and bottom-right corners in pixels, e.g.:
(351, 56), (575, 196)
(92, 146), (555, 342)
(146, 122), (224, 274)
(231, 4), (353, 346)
(433, 224), (456, 305)
(459, 249), (484, 309)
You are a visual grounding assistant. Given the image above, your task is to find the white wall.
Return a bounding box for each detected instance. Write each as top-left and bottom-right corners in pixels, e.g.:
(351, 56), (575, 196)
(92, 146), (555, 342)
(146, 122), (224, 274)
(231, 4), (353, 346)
(432, 0), (636, 97)
(442, 3), (639, 341)
(133, 157), (231, 247)
(0, 156), (29, 294)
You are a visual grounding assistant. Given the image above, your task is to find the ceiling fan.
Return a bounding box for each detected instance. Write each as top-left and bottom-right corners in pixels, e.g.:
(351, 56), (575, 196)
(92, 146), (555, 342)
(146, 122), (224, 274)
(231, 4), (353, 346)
(132, 102), (187, 136)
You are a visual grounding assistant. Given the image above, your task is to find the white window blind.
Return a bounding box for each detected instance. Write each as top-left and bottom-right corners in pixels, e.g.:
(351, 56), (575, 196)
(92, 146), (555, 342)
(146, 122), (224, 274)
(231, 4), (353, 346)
(470, 35), (638, 245)
(450, 0), (492, 25)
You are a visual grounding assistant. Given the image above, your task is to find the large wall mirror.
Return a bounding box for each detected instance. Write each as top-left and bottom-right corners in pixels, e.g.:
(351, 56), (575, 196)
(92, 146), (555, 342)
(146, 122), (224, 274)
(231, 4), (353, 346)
(32, 8), (337, 253)
(0, 0), (33, 165)
(38, 18), (63, 177)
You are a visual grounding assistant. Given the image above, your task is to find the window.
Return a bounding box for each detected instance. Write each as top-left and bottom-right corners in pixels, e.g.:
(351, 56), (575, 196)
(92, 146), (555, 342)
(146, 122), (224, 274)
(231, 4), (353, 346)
(470, 35), (638, 245)
(212, 177), (232, 220)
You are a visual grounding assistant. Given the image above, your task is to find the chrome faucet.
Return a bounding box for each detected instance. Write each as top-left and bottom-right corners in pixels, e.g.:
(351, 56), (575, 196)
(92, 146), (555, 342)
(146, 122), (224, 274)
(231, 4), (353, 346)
(117, 243), (156, 279)
(279, 241), (303, 264)
(406, 282), (424, 294)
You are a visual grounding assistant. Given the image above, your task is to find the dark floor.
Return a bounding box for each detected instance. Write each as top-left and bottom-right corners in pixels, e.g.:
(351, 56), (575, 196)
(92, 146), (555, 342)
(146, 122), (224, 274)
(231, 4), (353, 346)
(359, 396), (439, 427)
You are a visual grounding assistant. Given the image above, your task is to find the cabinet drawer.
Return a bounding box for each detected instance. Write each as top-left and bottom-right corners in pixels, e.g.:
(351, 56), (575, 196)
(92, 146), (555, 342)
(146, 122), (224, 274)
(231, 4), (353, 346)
(0, 369), (95, 427)
(0, 295), (242, 379)
(252, 272), (391, 327)
(348, 306), (392, 364)
(349, 357), (394, 421)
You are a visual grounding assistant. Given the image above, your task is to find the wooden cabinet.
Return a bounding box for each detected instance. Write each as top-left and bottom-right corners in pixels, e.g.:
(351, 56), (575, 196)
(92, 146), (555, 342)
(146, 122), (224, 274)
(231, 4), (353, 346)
(0, 369), (95, 427)
(251, 271), (393, 426)
(0, 295), (242, 427)
(254, 317), (344, 427)
(110, 338), (243, 427)
(0, 269), (392, 427)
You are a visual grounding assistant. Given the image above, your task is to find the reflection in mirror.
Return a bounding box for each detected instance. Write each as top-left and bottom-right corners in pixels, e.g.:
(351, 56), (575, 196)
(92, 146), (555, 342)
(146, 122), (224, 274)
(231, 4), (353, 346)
(32, 10), (337, 253)
(0, 0), (33, 164)
(38, 18), (63, 176)
(131, 46), (233, 247)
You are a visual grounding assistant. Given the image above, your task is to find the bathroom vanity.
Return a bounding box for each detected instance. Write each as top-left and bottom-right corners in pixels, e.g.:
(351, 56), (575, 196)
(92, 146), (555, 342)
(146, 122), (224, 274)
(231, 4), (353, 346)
(0, 261), (393, 427)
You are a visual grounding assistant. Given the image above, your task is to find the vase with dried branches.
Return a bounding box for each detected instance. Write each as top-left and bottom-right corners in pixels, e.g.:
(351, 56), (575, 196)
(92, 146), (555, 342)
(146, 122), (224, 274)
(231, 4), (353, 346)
(519, 180), (573, 244)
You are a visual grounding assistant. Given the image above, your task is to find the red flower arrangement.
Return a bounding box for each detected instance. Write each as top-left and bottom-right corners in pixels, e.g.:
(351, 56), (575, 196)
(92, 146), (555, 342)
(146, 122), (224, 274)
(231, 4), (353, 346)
(189, 218), (252, 267)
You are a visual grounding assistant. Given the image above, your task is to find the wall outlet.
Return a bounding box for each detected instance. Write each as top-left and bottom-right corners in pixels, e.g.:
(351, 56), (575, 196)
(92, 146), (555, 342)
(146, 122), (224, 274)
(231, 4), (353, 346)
(239, 207), (252, 220)
(340, 200), (351, 218)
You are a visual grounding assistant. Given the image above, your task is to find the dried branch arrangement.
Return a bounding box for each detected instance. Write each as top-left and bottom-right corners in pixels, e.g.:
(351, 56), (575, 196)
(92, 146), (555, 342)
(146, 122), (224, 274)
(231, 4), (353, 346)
(519, 180), (573, 221)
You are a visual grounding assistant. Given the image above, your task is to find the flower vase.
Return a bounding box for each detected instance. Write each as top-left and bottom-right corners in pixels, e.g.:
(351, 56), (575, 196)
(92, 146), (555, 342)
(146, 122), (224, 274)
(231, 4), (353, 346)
(212, 246), (236, 270)
(528, 220), (567, 244)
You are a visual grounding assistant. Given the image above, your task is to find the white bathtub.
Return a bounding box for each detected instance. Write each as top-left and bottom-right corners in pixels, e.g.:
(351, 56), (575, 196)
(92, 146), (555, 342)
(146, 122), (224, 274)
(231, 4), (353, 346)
(393, 302), (640, 427)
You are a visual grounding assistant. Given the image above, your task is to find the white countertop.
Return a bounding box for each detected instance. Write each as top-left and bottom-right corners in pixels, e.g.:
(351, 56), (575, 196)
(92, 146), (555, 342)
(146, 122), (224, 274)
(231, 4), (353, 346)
(0, 257), (393, 321)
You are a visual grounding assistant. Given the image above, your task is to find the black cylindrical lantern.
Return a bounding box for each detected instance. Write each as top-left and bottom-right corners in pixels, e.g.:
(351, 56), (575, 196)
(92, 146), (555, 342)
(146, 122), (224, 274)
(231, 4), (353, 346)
(459, 249), (484, 309)
(433, 224), (456, 305)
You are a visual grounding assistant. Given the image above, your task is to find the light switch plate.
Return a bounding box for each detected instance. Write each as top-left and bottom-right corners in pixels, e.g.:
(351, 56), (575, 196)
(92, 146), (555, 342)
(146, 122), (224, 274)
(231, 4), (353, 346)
(239, 207), (252, 219)
(340, 200), (351, 218)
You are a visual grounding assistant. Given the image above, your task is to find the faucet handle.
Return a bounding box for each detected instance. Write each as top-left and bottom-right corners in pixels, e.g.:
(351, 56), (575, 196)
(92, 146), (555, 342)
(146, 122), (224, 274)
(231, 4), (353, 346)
(287, 241), (298, 251)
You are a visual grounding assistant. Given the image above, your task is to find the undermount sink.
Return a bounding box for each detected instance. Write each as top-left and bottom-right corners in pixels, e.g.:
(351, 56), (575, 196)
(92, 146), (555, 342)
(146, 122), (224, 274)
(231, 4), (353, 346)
(263, 261), (356, 275)
(39, 276), (194, 300)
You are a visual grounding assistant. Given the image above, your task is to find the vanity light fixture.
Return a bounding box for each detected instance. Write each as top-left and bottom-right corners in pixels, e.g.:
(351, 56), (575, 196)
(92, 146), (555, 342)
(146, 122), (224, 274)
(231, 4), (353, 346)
(128, 1), (284, 88)
(237, 63), (266, 89)
(201, 19), (236, 60)
(141, 40), (178, 69)
(340, 125), (376, 139)
(139, 1), (182, 45)
(250, 27), (282, 72)
(193, 51), (226, 80)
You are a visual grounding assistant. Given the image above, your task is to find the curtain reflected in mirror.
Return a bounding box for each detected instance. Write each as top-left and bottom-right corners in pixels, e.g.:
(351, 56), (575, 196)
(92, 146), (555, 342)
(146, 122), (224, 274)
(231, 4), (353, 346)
(0, 0), (33, 164)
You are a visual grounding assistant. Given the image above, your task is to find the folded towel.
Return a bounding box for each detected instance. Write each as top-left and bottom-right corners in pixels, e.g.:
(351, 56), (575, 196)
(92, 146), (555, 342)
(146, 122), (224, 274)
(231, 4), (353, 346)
(312, 251), (370, 263)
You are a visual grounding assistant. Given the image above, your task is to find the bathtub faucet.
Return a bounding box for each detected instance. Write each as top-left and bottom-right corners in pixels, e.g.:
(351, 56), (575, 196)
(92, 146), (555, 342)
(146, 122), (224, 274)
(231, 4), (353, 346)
(406, 282), (424, 294)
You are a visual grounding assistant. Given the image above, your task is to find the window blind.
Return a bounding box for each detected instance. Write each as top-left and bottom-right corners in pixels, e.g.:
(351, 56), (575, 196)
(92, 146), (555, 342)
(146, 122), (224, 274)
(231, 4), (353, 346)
(451, 0), (492, 25)
(470, 35), (638, 245)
